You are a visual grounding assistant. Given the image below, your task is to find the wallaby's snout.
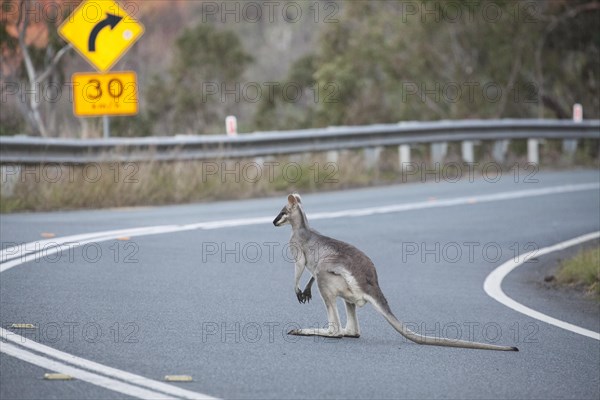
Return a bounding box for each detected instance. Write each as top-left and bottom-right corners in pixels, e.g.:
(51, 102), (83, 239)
(273, 207), (288, 226)
(273, 212), (284, 226)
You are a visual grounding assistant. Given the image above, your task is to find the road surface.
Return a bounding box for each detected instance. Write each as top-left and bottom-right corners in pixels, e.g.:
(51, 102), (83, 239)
(1, 169), (599, 399)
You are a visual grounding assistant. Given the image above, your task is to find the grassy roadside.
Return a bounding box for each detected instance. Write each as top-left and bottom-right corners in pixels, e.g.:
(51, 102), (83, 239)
(0, 151), (381, 213)
(555, 246), (600, 299)
(1, 139), (598, 213)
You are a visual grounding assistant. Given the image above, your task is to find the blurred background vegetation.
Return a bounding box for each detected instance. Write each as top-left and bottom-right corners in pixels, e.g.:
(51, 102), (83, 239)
(1, 0), (599, 138)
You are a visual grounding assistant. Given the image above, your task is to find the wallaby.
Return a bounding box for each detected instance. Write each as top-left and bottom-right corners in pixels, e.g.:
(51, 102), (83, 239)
(273, 193), (518, 351)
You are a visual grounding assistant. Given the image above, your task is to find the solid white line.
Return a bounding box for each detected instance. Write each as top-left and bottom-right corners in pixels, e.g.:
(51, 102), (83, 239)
(484, 231), (600, 341)
(0, 342), (177, 400)
(309, 183), (600, 219)
(0, 329), (217, 400)
(2, 182), (598, 274)
(0, 226), (181, 262)
(0, 226), (188, 273)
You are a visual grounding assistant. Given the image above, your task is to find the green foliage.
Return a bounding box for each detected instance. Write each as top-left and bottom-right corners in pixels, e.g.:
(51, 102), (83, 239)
(2, 1), (598, 137)
(253, 54), (319, 131)
(253, 0), (600, 130)
(109, 115), (154, 137)
(0, 0), (72, 136)
(557, 246), (600, 298)
(145, 23), (253, 135)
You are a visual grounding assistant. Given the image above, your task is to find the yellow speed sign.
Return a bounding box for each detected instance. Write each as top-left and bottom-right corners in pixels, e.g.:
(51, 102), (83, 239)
(72, 71), (138, 117)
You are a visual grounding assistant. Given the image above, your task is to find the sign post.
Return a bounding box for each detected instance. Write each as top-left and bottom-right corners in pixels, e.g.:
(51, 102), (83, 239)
(58, 0), (144, 137)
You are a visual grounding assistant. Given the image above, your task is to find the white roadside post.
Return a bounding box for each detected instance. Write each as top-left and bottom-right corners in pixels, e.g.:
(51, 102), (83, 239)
(563, 103), (582, 156)
(225, 115), (238, 136)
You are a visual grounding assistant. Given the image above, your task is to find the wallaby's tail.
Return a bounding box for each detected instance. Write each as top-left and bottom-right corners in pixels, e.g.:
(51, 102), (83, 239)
(367, 292), (518, 351)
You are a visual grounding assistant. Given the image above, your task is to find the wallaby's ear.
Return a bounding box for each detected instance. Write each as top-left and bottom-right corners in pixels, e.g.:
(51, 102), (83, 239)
(293, 193), (302, 203)
(287, 194), (297, 205)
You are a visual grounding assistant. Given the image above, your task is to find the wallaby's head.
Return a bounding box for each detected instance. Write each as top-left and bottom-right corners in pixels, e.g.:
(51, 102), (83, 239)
(273, 193), (303, 226)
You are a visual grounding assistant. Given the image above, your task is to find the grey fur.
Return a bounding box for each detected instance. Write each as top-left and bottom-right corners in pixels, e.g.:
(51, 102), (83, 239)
(273, 193), (518, 351)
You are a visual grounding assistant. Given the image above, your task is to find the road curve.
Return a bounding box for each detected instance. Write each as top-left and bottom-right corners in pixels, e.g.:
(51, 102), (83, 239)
(1, 169), (599, 399)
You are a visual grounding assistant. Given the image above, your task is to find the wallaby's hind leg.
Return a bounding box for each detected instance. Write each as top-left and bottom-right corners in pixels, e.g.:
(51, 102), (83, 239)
(288, 286), (343, 338)
(342, 301), (360, 338)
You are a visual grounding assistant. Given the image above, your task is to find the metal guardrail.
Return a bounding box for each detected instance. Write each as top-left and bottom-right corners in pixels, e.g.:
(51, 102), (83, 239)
(0, 119), (598, 164)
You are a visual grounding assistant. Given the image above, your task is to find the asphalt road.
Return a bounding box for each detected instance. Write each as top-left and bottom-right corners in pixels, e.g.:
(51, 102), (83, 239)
(1, 169), (599, 399)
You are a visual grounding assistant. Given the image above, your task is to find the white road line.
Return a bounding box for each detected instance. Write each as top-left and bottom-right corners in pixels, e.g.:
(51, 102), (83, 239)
(0, 329), (217, 400)
(308, 182), (600, 220)
(2, 182), (598, 274)
(1, 182), (599, 398)
(484, 231), (600, 341)
(0, 342), (177, 399)
(0, 226), (181, 262)
(0, 226), (186, 273)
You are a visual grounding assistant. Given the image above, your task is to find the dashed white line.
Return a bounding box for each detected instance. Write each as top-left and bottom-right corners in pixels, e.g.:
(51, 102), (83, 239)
(484, 231), (600, 341)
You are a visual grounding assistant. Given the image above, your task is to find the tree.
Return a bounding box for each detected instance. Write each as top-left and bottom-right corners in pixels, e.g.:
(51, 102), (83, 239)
(1, 0), (73, 136)
(146, 23), (252, 135)
(269, 0), (600, 128)
(253, 54), (319, 130)
(533, 0), (600, 119)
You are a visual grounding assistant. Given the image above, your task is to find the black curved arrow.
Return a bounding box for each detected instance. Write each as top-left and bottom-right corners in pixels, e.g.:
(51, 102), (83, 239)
(88, 13), (123, 52)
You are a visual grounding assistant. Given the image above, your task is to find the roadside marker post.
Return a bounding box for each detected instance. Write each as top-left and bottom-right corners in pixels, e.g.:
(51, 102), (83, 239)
(226, 116), (238, 136)
(563, 103), (582, 156)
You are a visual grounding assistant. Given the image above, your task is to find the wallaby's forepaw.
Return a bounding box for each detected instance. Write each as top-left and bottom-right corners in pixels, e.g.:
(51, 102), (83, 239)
(295, 287), (312, 304)
(302, 288), (312, 303)
(295, 288), (306, 304)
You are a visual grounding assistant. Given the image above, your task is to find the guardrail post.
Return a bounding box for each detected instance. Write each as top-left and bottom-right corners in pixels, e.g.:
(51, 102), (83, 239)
(527, 139), (539, 164)
(398, 144), (410, 171)
(364, 147), (382, 169)
(0, 165), (20, 197)
(326, 150), (339, 164)
(492, 140), (509, 163)
(253, 156), (264, 166)
(290, 153), (310, 163)
(461, 141), (474, 163)
(562, 139), (578, 156)
(430, 142), (447, 164)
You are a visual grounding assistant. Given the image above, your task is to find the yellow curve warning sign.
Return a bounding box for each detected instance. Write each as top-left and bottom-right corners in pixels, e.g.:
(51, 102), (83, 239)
(59, 0), (144, 72)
